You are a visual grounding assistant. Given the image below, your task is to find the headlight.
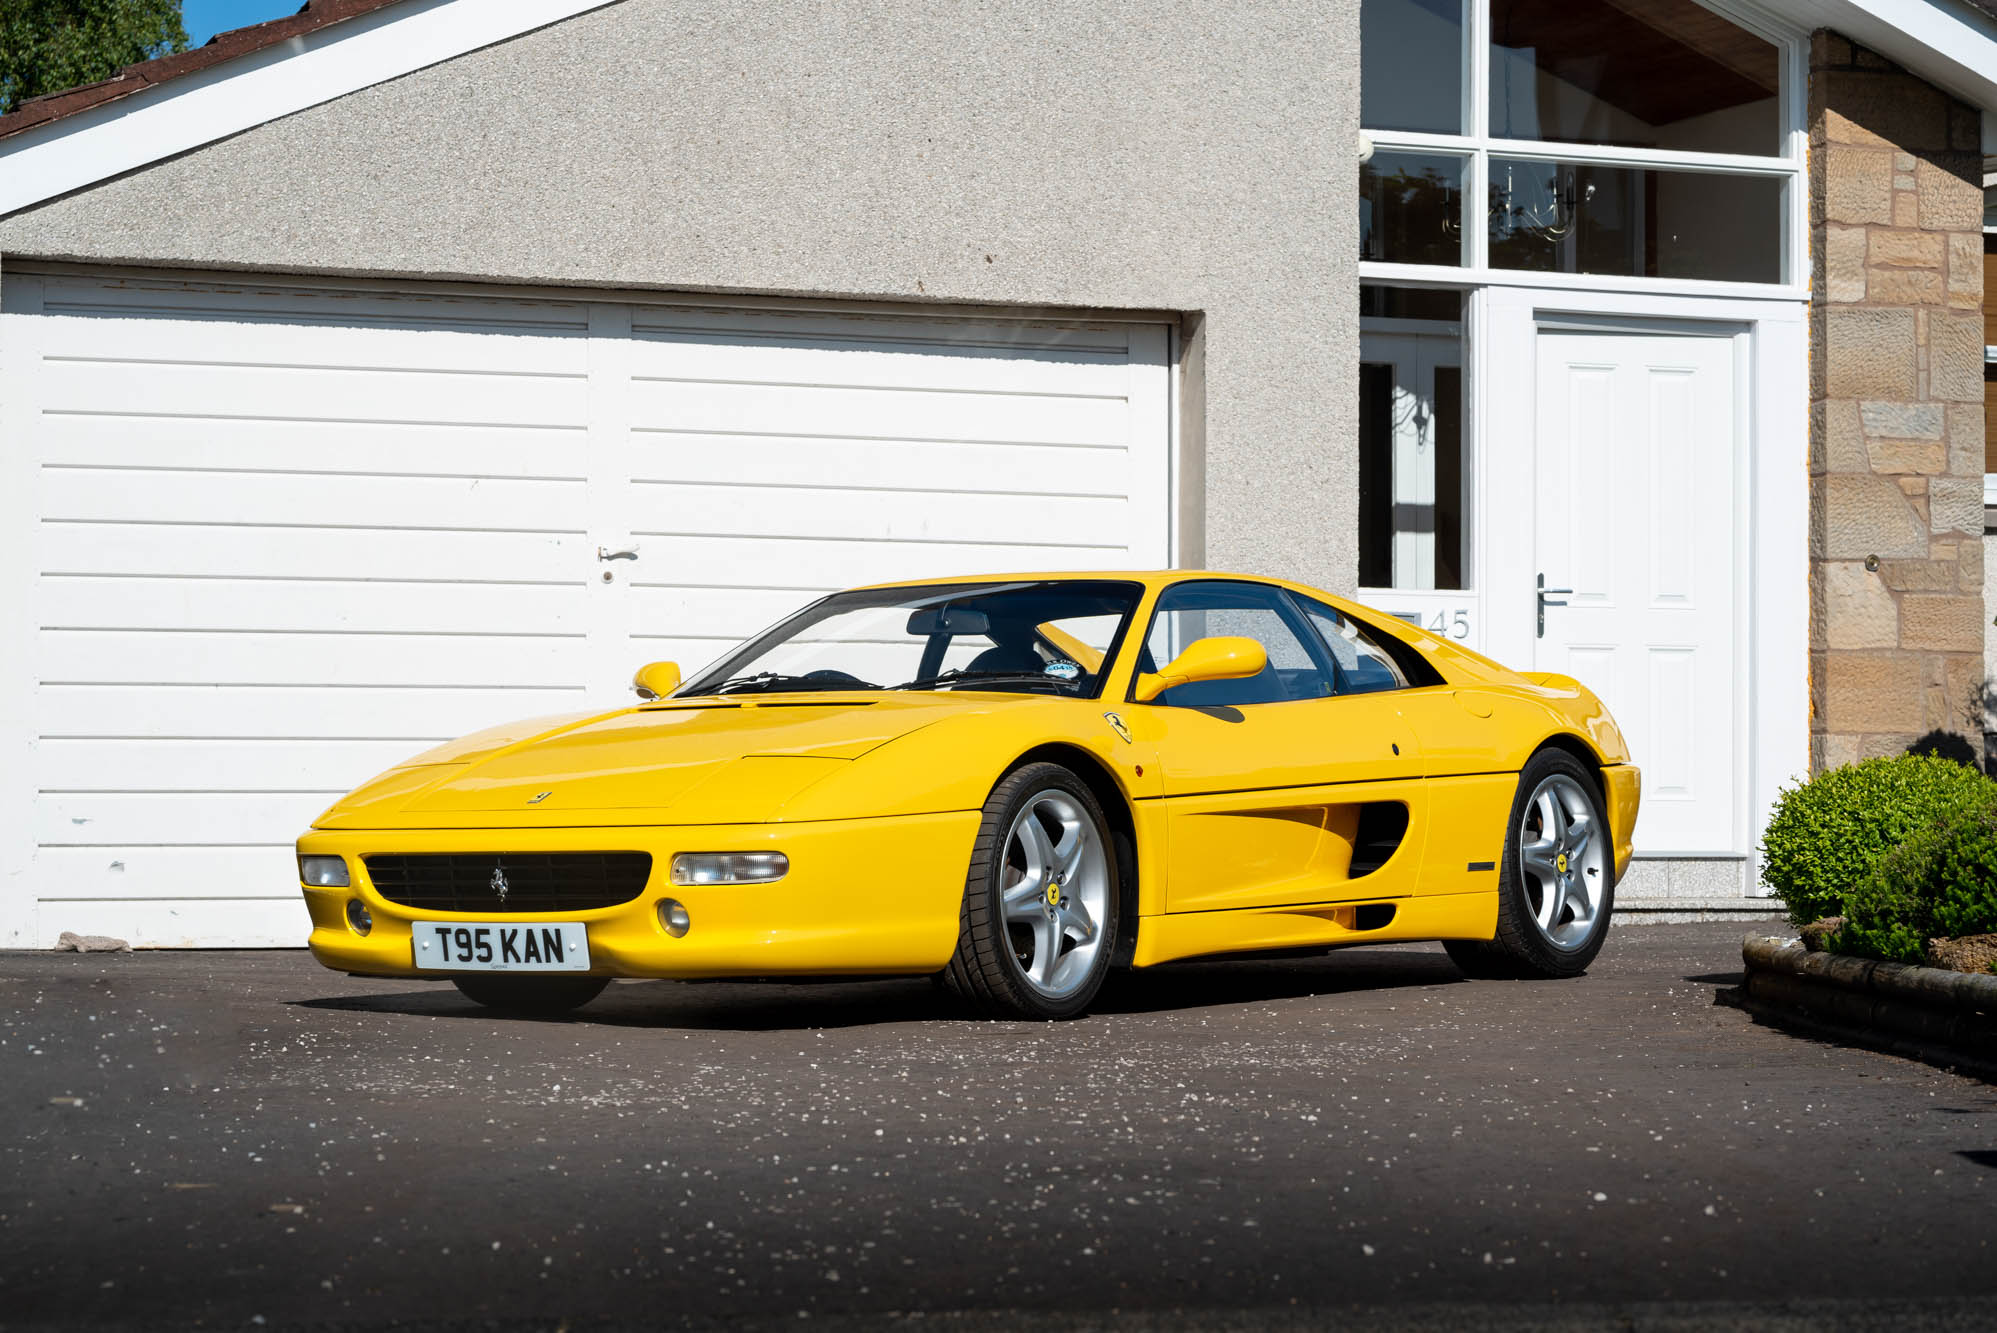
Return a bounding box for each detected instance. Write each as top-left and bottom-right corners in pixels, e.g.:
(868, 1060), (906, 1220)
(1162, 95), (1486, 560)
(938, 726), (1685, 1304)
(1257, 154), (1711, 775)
(299, 855), (350, 888)
(670, 851), (788, 885)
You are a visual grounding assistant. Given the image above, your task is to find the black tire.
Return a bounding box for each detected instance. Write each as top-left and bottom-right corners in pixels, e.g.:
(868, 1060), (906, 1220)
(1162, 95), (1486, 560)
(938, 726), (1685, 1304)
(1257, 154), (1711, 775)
(1446, 749), (1614, 980)
(941, 762), (1119, 1020)
(452, 975), (609, 1015)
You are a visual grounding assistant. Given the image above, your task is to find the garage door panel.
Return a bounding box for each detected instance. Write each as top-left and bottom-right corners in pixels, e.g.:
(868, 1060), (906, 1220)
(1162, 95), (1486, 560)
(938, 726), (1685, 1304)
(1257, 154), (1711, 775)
(39, 469), (588, 536)
(37, 793), (338, 847)
(38, 577), (585, 637)
(40, 276), (590, 353)
(633, 433), (1130, 497)
(40, 523), (588, 584)
(40, 359), (589, 430)
(37, 416), (588, 481)
(626, 534), (1133, 590)
(37, 321), (589, 376)
(39, 630), (584, 688)
(630, 381), (1130, 449)
(35, 899), (306, 949)
(629, 332), (1133, 399)
(51, 900), (308, 948)
(36, 684), (583, 741)
(7, 274), (1170, 946)
(631, 483), (1127, 547)
(628, 585), (830, 643)
(39, 739), (429, 793)
(623, 305), (1134, 351)
(34, 846), (310, 902)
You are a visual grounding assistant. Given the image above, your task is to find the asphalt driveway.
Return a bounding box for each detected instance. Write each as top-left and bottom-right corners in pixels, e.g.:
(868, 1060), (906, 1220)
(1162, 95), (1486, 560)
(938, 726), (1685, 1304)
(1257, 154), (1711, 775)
(1, 920), (1992, 1331)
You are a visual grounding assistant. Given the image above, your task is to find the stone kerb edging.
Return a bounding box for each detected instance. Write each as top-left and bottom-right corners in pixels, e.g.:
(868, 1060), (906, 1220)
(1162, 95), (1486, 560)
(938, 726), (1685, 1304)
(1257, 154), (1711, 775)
(1738, 935), (1997, 1080)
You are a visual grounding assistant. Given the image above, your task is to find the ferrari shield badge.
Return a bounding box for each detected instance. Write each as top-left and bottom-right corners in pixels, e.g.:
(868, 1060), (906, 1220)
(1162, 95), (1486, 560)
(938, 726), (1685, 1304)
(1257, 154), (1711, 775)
(1103, 712), (1132, 743)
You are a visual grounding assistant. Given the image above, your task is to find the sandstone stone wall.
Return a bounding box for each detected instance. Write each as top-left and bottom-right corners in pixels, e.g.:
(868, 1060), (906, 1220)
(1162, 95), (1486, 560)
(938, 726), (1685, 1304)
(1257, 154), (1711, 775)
(1809, 31), (1987, 771)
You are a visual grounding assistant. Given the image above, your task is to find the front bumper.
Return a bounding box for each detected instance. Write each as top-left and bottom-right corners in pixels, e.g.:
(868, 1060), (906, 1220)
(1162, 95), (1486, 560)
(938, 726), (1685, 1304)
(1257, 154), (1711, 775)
(297, 812), (980, 980)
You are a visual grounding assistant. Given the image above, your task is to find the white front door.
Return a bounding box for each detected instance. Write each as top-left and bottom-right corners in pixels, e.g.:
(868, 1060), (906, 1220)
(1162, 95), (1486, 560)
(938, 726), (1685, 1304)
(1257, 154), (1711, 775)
(1533, 329), (1739, 854)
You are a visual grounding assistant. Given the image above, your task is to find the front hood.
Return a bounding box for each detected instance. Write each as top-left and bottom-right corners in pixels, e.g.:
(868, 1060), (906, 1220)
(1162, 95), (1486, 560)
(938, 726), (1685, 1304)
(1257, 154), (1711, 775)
(314, 694), (971, 830)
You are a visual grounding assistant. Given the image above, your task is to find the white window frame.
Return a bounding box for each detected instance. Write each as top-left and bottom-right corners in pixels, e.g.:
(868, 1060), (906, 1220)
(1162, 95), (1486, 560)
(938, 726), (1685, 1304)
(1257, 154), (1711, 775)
(1984, 189), (1997, 510)
(1358, 0), (1811, 301)
(1356, 0), (1815, 886)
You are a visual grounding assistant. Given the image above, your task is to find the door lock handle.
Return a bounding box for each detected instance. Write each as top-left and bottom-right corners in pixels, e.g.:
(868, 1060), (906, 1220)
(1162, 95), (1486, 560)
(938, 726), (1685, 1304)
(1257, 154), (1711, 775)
(597, 545), (640, 562)
(1536, 573), (1572, 639)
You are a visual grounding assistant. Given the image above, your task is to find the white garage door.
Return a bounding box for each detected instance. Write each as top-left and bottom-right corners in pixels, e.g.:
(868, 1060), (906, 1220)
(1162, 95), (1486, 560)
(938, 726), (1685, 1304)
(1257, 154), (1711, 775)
(0, 270), (1173, 947)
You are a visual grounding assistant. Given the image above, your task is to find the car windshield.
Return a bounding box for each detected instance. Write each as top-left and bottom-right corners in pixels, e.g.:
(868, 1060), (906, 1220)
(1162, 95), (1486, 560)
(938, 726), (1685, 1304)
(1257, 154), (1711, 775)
(677, 580), (1144, 699)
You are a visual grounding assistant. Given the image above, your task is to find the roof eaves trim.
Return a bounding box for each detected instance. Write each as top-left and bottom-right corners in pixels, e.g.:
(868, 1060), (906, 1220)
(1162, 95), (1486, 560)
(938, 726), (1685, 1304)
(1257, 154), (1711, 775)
(0, 0), (619, 218)
(1756, 0), (1997, 108)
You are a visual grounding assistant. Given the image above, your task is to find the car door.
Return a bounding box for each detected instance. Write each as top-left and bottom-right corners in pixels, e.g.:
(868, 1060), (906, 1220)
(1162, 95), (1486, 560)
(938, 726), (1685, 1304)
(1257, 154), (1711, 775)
(1133, 580), (1425, 913)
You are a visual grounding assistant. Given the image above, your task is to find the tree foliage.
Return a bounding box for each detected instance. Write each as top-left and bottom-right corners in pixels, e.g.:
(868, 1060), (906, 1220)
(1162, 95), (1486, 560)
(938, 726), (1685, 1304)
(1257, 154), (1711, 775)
(0, 1), (188, 116)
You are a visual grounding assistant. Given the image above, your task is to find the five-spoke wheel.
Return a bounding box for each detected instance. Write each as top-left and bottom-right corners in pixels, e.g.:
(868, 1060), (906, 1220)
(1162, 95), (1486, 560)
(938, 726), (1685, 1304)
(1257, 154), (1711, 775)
(943, 762), (1118, 1018)
(998, 789), (1110, 1000)
(1516, 771), (1607, 951)
(1445, 748), (1614, 979)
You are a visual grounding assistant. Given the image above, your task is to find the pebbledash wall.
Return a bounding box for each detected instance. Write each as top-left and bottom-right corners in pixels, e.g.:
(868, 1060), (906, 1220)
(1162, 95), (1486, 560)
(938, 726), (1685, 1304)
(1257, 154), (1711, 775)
(0, 0), (1360, 588)
(1809, 33), (1990, 769)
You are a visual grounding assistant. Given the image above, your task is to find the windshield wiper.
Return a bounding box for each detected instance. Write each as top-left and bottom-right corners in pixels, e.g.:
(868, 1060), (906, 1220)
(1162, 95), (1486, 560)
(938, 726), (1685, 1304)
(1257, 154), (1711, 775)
(703, 672), (880, 696)
(887, 669), (1073, 692)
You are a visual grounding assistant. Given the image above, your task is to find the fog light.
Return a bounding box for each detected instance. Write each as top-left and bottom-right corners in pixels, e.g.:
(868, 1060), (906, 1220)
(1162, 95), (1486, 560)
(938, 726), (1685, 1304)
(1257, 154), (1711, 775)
(345, 898), (372, 936)
(670, 851), (788, 885)
(657, 898), (691, 938)
(300, 855), (349, 888)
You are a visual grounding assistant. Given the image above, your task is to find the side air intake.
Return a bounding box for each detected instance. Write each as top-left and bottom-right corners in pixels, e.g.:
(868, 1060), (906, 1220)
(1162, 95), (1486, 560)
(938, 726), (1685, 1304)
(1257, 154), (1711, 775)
(1348, 802), (1409, 878)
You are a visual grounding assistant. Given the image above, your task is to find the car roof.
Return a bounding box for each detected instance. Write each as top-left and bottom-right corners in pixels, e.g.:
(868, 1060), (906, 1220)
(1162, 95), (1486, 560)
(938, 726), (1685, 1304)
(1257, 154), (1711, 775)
(844, 570), (1524, 685)
(853, 570), (1286, 593)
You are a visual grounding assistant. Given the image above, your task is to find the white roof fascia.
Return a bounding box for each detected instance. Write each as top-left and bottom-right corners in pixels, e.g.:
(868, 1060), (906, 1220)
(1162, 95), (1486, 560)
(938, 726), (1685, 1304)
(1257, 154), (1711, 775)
(1759, 0), (1997, 110)
(0, 0), (618, 218)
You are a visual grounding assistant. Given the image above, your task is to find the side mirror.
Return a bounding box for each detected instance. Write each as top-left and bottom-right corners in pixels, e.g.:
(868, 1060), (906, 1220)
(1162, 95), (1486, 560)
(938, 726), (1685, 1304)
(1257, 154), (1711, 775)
(1133, 636), (1268, 704)
(632, 661), (682, 701)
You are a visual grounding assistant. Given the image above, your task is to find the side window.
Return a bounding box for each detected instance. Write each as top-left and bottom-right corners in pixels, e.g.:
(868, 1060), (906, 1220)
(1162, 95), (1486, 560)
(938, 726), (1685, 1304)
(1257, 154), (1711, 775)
(1141, 582), (1330, 707)
(1297, 597), (1410, 695)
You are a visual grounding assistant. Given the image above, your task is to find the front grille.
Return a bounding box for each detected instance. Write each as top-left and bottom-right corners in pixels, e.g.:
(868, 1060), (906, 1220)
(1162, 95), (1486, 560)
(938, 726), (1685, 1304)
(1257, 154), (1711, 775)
(363, 853), (652, 914)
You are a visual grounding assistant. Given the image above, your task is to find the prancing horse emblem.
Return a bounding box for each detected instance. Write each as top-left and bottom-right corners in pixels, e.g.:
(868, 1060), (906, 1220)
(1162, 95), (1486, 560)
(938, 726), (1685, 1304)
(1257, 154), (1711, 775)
(490, 864), (510, 903)
(1102, 712), (1132, 743)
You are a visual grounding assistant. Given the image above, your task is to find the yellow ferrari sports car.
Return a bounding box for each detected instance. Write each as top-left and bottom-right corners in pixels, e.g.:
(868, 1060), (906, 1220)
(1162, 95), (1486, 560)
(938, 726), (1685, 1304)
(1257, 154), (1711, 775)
(297, 572), (1640, 1020)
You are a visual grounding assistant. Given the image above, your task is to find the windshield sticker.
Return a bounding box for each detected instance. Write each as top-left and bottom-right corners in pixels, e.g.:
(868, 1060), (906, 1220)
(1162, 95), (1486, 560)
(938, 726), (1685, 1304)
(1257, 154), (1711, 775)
(1043, 661), (1082, 682)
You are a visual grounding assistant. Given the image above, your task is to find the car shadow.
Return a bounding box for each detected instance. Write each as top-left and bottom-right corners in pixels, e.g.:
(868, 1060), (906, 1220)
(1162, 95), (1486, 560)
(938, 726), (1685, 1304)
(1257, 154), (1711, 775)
(289, 947), (1469, 1031)
(1094, 947), (1465, 1014)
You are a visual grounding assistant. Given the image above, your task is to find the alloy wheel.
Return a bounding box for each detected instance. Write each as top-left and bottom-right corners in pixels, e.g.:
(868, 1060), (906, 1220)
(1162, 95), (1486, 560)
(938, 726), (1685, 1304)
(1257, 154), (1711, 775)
(1516, 772), (1606, 951)
(999, 789), (1110, 999)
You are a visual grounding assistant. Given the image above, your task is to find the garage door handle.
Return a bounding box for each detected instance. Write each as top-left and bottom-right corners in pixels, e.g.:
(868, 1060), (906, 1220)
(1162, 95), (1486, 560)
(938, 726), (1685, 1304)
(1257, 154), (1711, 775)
(597, 545), (641, 562)
(1536, 573), (1571, 639)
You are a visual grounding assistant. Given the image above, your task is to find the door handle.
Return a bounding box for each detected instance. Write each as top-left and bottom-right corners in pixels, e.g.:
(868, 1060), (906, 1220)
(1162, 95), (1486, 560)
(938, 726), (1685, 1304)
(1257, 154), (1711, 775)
(597, 544), (640, 562)
(1536, 572), (1571, 639)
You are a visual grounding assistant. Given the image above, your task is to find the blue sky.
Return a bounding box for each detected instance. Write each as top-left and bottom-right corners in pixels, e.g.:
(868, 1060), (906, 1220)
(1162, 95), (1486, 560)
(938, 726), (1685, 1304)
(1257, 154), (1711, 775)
(181, 1), (303, 47)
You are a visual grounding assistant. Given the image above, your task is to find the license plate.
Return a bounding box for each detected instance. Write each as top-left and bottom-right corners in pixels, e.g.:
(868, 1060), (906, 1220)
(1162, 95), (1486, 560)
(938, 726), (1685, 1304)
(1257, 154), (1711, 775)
(411, 921), (590, 972)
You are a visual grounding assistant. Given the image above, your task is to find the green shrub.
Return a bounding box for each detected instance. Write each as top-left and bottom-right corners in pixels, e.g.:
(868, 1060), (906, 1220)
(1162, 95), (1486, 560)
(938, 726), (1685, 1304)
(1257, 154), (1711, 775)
(1832, 802), (1997, 964)
(1829, 798), (1997, 961)
(1758, 754), (1996, 927)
